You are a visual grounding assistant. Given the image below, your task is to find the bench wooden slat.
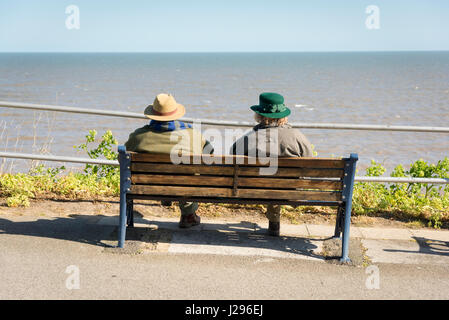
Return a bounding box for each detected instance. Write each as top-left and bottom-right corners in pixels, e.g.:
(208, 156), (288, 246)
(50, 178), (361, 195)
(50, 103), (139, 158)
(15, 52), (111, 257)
(128, 194), (343, 206)
(131, 163), (344, 178)
(237, 189), (342, 201)
(132, 174), (233, 187)
(130, 185), (232, 197)
(132, 163), (234, 175)
(132, 174), (343, 190)
(238, 177), (342, 190)
(129, 185), (342, 201)
(130, 153), (345, 169)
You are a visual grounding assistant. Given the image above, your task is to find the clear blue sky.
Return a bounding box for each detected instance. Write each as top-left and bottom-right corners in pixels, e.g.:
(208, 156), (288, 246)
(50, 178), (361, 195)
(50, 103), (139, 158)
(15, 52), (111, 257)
(1, 0), (448, 52)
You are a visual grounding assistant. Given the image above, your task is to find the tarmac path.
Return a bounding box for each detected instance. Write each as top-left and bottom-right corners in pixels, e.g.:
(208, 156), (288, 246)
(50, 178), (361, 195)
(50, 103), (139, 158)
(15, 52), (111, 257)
(1, 214), (449, 299)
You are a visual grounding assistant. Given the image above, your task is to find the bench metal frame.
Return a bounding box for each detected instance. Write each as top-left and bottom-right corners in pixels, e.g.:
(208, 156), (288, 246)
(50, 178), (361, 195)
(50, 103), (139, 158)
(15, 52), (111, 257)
(118, 145), (358, 262)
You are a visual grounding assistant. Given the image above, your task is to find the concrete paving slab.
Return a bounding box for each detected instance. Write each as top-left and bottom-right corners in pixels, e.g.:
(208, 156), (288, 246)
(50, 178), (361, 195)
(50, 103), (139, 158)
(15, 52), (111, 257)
(349, 226), (363, 238)
(305, 224), (335, 238)
(167, 230), (324, 262)
(358, 227), (414, 240)
(362, 239), (449, 265)
(253, 221), (309, 237)
(279, 224), (309, 237)
(201, 220), (256, 233)
(254, 220), (268, 231)
(96, 216), (119, 226)
(410, 229), (449, 242)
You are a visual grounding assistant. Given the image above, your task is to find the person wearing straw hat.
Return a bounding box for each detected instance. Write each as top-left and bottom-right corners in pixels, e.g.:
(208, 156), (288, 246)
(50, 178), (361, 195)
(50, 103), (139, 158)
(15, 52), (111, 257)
(125, 93), (213, 228)
(230, 92), (314, 236)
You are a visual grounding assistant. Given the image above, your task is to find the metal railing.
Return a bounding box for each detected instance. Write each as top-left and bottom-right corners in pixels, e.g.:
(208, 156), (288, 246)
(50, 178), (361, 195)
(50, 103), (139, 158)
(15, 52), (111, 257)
(0, 151), (118, 166)
(0, 151), (448, 185)
(1, 101), (448, 185)
(2, 101), (449, 132)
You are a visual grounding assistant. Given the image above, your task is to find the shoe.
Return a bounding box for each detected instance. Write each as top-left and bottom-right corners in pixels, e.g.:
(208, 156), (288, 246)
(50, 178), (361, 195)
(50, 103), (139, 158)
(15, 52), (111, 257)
(179, 213), (201, 228)
(268, 221), (280, 237)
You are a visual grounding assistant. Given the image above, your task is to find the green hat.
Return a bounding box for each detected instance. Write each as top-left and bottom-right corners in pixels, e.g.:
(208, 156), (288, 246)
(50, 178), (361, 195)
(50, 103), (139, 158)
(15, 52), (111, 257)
(250, 92), (291, 119)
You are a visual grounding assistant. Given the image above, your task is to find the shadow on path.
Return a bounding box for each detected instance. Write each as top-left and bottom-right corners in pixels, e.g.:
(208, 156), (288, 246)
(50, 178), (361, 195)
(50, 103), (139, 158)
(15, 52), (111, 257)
(143, 219), (323, 259)
(0, 214), (326, 259)
(0, 215), (116, 247)
(384, 236), (449, 257)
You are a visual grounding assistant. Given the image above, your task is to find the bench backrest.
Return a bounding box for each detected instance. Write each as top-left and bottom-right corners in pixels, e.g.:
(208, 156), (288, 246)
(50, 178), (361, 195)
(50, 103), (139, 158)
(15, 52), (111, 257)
(119, 149), (358, 206)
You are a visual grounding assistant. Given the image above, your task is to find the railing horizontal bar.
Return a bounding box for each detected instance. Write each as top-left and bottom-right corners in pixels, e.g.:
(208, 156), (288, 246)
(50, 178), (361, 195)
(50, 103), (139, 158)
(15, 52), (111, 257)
(0, 101), (146, 119)
(1, 101), (449, 133)
(355, 176), (449, 184)
(286, 122), (449, 133)
(0, 151), (118, 166)
(1, 152), (448, 184)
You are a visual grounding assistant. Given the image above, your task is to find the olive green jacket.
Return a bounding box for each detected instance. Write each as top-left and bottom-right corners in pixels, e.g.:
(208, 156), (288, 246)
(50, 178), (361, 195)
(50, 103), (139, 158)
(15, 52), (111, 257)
(125, 124), (213, 155)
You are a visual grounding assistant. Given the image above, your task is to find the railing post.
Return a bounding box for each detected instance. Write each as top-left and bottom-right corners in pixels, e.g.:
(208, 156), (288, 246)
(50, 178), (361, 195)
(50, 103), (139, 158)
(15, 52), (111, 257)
(340, 153), (358, 263)
(118, 145), (131, 248)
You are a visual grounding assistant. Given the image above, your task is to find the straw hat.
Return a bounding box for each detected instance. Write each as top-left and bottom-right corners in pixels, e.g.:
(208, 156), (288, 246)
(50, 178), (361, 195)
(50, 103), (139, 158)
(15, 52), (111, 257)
(144, 93), (186, 121)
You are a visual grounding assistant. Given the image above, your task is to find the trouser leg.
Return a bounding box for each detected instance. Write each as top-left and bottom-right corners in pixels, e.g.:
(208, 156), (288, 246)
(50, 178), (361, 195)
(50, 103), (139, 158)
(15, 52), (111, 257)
(266, 204), (281, 222)
(161, 200), (172, 206)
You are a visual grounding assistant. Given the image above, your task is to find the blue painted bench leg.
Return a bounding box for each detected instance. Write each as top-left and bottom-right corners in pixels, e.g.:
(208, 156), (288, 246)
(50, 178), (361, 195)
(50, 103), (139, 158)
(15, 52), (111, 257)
(340, 153), (358, 263)
(340, 201), (352, 262)
(118, 145), (131, 248)
(118, 189), (127, 248)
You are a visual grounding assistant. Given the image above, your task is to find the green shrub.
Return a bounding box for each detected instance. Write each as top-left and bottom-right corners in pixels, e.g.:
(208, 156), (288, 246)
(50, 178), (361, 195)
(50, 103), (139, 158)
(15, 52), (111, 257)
(0, 130), (120, 207)
(74, 129), (119, 179)
(352, 158), (449, 228)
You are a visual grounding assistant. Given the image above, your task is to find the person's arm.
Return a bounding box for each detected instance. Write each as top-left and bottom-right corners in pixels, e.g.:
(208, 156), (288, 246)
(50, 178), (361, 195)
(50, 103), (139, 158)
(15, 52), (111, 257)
(298, 137), (314, 157)
(294, 129), (314, 157)
(202, 138), (214, 155)
(230, 135), (249, 156)
(124, 133), (135, 152)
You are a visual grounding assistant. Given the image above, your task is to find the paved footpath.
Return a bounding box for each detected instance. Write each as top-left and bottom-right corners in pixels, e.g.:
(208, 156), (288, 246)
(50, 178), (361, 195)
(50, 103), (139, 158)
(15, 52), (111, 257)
(1, 213), (449, 299)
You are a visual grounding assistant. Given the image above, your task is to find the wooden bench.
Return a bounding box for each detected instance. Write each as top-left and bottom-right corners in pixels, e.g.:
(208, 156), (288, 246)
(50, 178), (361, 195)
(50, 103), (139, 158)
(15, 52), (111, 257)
(117, 145), (358, 262)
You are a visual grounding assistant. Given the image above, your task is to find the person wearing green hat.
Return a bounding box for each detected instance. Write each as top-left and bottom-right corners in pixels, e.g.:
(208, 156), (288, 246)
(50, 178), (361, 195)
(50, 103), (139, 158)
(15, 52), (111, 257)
(230, 92), (314, 236)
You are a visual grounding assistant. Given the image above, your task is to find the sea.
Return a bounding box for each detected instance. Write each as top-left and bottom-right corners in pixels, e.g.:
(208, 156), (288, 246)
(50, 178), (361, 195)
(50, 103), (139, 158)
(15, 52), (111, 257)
(0, 52), (448, 173)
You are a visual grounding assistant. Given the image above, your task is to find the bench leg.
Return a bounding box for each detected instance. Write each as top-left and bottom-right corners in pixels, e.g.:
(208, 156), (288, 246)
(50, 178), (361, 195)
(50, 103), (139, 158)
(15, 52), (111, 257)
(340, 202), (352, 263)
(118, 191), (127, 248)
(126, 199), (134, 227)
(333, 205), (344, 238)
(339, 153), (357, 263)
(117, 145), (131, 249)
